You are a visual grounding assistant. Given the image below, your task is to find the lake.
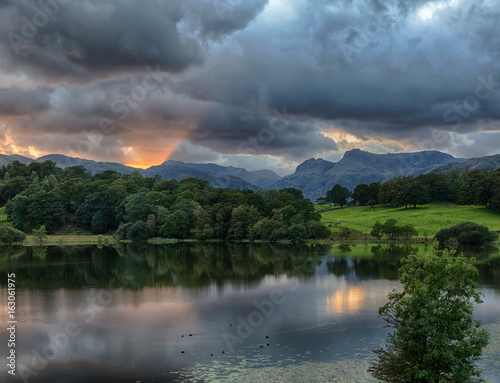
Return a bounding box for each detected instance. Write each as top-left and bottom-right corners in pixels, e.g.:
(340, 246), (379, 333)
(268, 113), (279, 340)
(1, 243), (499, 382)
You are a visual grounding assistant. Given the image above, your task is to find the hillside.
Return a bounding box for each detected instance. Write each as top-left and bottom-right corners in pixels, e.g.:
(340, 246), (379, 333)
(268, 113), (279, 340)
(0, 154), (33, 167)
(432, 154), (500, 174)
(162, 160), (281, 188)
(320, 203), (500, 237)
(37, 154), (137, 175)
(271, 149), (465, 201)
(142, 164), (260, 191)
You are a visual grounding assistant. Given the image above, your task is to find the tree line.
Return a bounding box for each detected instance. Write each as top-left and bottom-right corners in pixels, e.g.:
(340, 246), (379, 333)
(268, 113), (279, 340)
(320, 167), (500, 211)
(0, 160), (331, 242)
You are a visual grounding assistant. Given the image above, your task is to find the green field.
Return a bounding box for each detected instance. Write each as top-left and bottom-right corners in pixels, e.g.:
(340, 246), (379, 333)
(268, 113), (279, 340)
(319, 203), (500, 238)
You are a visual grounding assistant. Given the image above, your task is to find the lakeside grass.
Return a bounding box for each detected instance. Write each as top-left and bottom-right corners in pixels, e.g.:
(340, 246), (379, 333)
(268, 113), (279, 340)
(22, 235), (118, 246)
(319, 203), (500, 238)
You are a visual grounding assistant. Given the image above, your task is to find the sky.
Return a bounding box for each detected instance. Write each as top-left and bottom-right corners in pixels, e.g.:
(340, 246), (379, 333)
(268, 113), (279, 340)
(0, 0), (499, 175)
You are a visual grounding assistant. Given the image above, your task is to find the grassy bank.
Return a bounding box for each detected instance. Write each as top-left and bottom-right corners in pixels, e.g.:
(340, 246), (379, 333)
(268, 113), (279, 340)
(22, 235), (118, 246)
(319, 203), (500, 238)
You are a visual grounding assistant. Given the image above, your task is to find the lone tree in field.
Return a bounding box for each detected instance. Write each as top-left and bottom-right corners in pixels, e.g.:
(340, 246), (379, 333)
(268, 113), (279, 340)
(369, 245), (489, 383)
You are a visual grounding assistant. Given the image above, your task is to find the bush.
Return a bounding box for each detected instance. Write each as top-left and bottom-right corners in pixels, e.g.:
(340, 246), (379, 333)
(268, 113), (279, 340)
(435, 221), (498, 246)
(288, 223), (307, 242)
(307, 221), (331, 239)
(0, 225), (26, 244)
(339, 227), (352, 240)
(127, 221), (151, 242)
(114, 222), (134, 240)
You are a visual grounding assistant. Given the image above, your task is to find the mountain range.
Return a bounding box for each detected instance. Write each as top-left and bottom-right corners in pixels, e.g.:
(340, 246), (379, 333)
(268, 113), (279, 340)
(2, 149), (500, 201)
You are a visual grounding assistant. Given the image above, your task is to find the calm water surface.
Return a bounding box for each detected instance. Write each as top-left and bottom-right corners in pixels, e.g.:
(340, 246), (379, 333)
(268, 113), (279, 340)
(1, 244), (499, 382)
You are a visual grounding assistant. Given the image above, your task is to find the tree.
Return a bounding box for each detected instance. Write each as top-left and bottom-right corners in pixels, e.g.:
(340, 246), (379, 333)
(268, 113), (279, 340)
(32, 225), (47, 245)
(399, 225), (418, 241)
(228, 204), (262, 240)
(28, 191), (66, 233)
(369, 246), (489, 383)
(379, 179), (401, 205)
(381, 218), (400, 240)
(339, 227), (351, 241)
(325, 184), (351, 207)
(9, 194), (29, 230)
(127, 221), (150, 242)
(307, 221), (331, 239)
(370, 221), (383, 240)
(399, 179), (431, 208)
(352, 184), (370, 206)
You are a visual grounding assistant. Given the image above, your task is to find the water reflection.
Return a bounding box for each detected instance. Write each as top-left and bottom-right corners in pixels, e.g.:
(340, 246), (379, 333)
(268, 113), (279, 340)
(326, 287), (365, 315)
(0, 243), (499, 290)
(0, 244), (499, 382)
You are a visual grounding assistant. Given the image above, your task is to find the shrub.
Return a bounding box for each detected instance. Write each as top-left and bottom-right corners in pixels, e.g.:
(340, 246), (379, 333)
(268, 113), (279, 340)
(435, 221), (498, 246)
(114, 222), (134, 240)
(307, 221), (331, 239)
(0, 225), (26, 244)
(127, 221), (151, 242)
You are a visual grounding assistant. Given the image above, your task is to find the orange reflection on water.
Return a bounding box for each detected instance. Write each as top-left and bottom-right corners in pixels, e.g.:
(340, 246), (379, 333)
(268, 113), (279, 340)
(326, 286), (365, 315)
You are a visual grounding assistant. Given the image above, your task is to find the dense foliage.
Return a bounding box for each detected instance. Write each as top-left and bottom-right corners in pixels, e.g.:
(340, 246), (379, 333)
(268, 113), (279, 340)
(0, 225), (26, 244)
(322, 167), (500, 211)
(0, 160), (330, 241)
(435, 222), (498, 246)
(369, 246), (489, 382)
(370, 219), (418, 240)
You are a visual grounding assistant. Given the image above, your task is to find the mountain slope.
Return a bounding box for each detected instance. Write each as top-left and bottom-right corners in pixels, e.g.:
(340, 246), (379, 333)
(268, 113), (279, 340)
(0, 154), (33, 167)
(432, 154), (500, 174)
(270, 149), (465, 201)
(36, 154), (137, 175)
(162, 160), (281, 188)
(142, 164), (260, 190)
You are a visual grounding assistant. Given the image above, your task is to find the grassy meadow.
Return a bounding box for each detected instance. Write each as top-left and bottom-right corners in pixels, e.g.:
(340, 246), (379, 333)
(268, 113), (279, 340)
(318, 203), (500, 238)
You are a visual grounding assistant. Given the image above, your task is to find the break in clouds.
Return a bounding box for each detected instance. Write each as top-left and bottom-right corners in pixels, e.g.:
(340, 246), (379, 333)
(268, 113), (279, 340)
(0, 0), (499, 172)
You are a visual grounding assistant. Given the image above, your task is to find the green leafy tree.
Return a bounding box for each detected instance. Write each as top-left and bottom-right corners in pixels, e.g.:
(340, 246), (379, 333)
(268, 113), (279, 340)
(352, 184), (370, 205)
(381, 218), (400, 240)
(378, 179), (401, 205)
(28, 191), (66, 233)
(399, 179), (431, 208)
(399, 225), (418, 241)
(158, 210), (191, 239)
(127, 221), (150, 242)
(307, 221), (331, 239)
(370, 221), (383, 240)
(457, 170), (484, 205)
(288, 223), (307, 243)
(339, 227), (352, 241)
(32, 225), (47, 244)
(228, 204), (262, 240)
(369, 246), (489, 383)
(9, 194), (29, 230)
(325, 184), (351, 207)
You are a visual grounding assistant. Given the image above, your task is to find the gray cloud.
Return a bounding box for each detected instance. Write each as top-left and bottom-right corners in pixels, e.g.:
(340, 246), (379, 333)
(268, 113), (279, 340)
(1, 0), (500, 168)
(0, 86), (52, 115)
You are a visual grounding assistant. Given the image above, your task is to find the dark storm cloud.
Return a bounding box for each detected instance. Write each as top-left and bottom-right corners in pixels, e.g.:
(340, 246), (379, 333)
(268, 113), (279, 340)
(192, 105), (337, 159)
(0, 0), (269, 83)
(174, 0), (500, 154)
(183, 0), (269, 40)
(1, 0), (500, 165)
(0, 86), (52, 115)
(0, 1), (193, 82)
